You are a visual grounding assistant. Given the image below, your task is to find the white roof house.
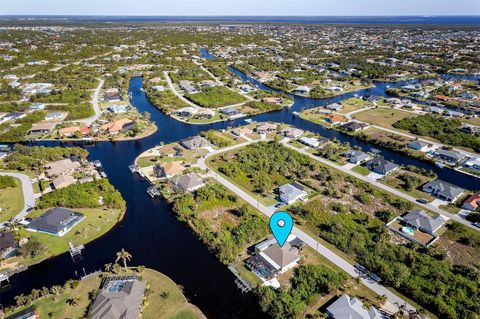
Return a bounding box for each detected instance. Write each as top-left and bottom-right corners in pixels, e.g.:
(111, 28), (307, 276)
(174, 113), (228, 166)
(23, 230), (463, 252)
(326, 294), (383, 319)
(279, 183), (307, 204)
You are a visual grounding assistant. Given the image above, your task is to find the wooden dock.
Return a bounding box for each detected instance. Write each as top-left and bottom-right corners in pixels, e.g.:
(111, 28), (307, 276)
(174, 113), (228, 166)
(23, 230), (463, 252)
(228, 266), (253, 293)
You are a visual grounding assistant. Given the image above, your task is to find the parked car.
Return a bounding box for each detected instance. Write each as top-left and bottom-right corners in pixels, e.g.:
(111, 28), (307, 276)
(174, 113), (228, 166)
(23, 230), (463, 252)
(473, 222), (480, 229)
(417, 198), (429, 204)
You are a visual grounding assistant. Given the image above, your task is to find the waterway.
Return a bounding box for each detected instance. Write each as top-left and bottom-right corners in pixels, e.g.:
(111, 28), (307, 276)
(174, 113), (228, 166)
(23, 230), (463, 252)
(1, 49), (479, 318)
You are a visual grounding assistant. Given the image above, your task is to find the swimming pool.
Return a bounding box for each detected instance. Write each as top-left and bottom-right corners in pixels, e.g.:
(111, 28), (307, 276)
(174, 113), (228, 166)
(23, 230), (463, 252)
(402, 226), (414, 235)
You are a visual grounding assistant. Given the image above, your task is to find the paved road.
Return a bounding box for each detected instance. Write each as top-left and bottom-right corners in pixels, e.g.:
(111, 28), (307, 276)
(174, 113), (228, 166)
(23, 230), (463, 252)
(0, 172), (35, 221)
(280, 139), (480, 232)
(197, 140), (416, 314)
(164, 71), (203, 110)
(74, 79), (104, 126)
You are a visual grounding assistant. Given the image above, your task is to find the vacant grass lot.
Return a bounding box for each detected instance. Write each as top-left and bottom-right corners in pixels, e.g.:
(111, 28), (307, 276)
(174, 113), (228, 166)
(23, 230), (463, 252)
(352, 108), (416, 129)
(0, 177), (24, 222)
(187, 86), (247, 108)
(338, 97), (369, 114)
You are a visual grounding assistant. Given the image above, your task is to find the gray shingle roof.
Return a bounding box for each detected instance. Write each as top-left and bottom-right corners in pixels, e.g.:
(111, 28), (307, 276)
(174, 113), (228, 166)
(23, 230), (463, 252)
(422, 179), (465, 201)
(326, 294), (383, 319)
(403, 209), (445, 234)
(27, 208), (83, 235)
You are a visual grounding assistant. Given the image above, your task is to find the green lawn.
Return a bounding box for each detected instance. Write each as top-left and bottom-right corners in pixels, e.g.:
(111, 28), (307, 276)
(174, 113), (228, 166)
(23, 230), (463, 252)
(8, 207), (124, 269)
(352, 108), (417, 129)
(338, 97), (368, 114)
(0, 177), (24, 222)
(351, 164), (371, 176)
(186, 86), (247, 108)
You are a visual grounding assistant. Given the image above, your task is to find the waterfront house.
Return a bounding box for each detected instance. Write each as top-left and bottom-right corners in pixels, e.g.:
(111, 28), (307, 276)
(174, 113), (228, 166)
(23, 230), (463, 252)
(232, 127), (253, 137)
(107, 104), (130, 114)
(195, 109), (215, 119)
(154, 161), (185, 178)
(344, 150), (371, 164)
(422, 179), (465, 202)
(29, 122), (57, 135)
(220, 107), (240, 116)
(100, 118), (134, 135)
(299, 136), (321, 148)
(0, 231), (16, 258)
(281, 127), (304, 139)
(45, 158), (81, 178)
(462, 192), (480, 211)
(255, 123), (278, 134)
(341, 121), (368, 132)
(52, 174), (76, 190)
(293, 86), (311, 95)
(246, 236), (303, 281)
(279, 183), (307, 204)
(433, 149), (466, 165)
(408, 141), (429, 152)
(402, 209), (446, 235)
(326, 114), (348, 125)
(180, 136), (210, 150)
(326, 294), (382, 319)
(104, 88), (122, 102)
(176, 107), (198, 117)
(58, 126), (81, 137)
(27, 208), (85, 236)
(89, 276), (145, 319)
(171, 173), (204, 192)
(463, 157), (480, 172)
(366, 158), (399, 175)
(325, 103), (342, 111)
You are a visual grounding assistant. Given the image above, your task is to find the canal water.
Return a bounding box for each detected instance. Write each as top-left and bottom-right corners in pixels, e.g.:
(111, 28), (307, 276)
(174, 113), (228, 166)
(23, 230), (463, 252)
(1, 49), (478, 318)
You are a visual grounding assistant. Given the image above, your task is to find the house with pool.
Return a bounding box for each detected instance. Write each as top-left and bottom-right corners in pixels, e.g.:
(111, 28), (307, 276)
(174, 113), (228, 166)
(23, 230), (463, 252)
(26, 208), (85, 237)
(387, 209), (448, 247)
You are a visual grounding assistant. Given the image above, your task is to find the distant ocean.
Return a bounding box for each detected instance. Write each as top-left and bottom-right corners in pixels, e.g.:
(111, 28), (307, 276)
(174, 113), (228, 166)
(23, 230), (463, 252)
(1, 16), (480, 25)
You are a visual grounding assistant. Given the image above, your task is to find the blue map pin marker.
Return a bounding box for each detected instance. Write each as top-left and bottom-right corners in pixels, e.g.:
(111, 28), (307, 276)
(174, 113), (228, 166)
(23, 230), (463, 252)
(269, 211), (293, 247)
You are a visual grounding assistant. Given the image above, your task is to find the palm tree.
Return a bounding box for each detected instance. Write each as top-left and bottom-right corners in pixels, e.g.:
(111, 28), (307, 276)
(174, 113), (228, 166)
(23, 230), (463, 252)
(14, 294), (27, 307)
(104, 263), (113, 273)
(116, 249), (132, 271)
(394, 302), (408, 317)
(30, 289), (41, 300)
(376, 294), (387, 305)
(50, 285), (63, 296)
(41, 286), (50, 297)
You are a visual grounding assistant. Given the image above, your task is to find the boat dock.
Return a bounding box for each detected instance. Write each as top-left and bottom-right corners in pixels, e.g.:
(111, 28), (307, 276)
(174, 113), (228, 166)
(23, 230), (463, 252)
(228, 266), (253, 293)
(69, 241), (85, 260)
(0, 265), (28, 285)
(147, 186), (161, 198)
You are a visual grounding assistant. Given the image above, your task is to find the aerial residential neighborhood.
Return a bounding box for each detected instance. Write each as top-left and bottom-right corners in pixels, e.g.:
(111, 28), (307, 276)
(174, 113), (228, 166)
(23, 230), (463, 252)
(0, 2), (479, 319)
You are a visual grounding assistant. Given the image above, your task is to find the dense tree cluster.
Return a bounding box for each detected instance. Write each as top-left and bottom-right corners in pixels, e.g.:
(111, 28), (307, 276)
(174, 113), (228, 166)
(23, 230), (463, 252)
(257, 264), (347, 319)
(186, 86), (246, 108)
(172, 183), (268, 264)
(393, 115), (480, 152)
(0, 176), (17, 189)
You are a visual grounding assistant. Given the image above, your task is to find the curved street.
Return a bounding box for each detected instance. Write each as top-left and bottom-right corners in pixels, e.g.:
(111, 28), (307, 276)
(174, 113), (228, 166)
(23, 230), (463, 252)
(0, 172), (35, 221)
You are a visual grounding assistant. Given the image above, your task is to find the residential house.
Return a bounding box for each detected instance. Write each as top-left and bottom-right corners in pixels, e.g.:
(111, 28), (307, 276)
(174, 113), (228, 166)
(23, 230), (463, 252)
(27, 208), (85, 236)
(299, 136), (320, 148)
(462, 192), (480, 211)
(89, 276), (145, 319)
(0, 231), (16, 258)
(152, 85), (165, 92)
(402, 209), (446, 235)
(28, 103), (45, 111)
(246, 236), (303, 281)
(45, 158), (81, 178)
(52, 175), (76, 190)
(326, 294), (382, 319)
(326, 114), (348, 125)
(104, 88), (122, 102)
(255, 123), (278, 134)
(220, 107), (240, 116)
(433, 149), (466, 165)
(293, 86), (311, 95)
(279, 183), (308, 205)
(5, 307), (37, 319)
(171, 173), (204, 192)
(44, 112), (65, 121)
(4, 112), (26, 122)
(179, 80), (198, 94)
(154, 161), (185, 178)
(459, 124), (478, 134)
(464, 157), (480, 172)
(344, 150), (370, 164)
(422, 179), (465, 202)
(232, 127), (253, 137)
(195, 109), (215, 119)
(281, 127), (304, 139)
(100, 118), (134, 135)
(325, 103), (342, 111)
(408, 141), (429, 152)
(176, 107), (198, 117)
(180, 136), (210, 150)
(58, 126), (80, 137)
(29, 122), (57, 135)
(366, 158), (399, 175)
(341, 121), (368, 132)
(107, 104), (130, 114)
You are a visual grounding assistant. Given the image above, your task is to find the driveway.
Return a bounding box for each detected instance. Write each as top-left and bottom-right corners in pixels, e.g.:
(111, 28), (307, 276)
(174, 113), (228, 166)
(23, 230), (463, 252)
(0, 172), (35, 221)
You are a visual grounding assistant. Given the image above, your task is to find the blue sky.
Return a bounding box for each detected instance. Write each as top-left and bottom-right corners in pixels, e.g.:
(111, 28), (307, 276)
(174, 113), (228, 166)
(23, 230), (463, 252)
(1, 0), (479, 16)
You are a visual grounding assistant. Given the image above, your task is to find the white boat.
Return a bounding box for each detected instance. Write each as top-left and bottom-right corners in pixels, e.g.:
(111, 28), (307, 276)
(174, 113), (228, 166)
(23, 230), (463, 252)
(292, 111), (300, 117)
(244, 119), (252, 123)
